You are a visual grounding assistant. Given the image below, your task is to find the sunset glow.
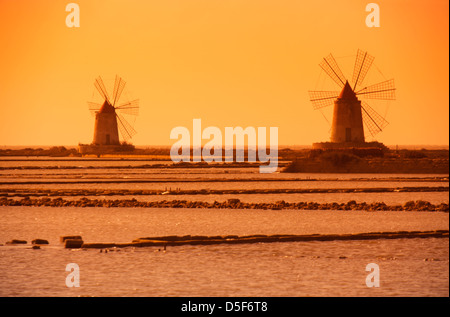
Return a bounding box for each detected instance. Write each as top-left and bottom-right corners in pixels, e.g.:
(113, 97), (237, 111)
(0, 0), (448, 146)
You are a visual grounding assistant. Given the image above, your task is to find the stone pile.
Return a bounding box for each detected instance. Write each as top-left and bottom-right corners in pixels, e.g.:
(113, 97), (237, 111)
(0, 197), (448, 212)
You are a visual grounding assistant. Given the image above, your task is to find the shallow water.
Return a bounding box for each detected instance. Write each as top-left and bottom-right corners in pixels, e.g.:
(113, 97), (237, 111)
(1, 207), (448, 244)
(1, 180), (446, 194)
(0, 207), (448, 297)
(0, 238), (448, 297)
(0, 159), (448, 297)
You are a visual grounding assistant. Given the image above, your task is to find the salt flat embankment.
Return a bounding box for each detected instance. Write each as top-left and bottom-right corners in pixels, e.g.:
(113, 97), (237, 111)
(1, 196), (448, 212)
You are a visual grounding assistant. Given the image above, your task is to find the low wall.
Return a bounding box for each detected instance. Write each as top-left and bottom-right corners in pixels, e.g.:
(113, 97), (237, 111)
(81, 230), (449, 249)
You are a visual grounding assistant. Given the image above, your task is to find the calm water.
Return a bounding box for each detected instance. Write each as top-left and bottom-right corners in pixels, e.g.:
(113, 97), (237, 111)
(0, 207), (448, 297)
(0, 237), (448, 297)
(0, 158), (448, 297)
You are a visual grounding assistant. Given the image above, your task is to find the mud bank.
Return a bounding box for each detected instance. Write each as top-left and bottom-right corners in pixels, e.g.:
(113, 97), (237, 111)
(79, 230), (449, 249)
(284, 157), (449, 174)
(1, 197), (448, 212)
(1, 186), (448, 198)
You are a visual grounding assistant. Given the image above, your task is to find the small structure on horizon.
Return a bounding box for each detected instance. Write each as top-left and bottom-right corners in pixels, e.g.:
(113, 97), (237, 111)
(79, 75), (139, 156)
(309, 50), (395, 150)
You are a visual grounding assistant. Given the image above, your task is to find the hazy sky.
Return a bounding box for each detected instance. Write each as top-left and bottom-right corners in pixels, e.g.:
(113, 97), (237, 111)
(0, 0), (448, 146)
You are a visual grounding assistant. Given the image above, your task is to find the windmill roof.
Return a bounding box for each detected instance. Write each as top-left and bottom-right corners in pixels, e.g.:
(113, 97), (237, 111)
(99, 101), (115, 113)
(338, 81), (357, 100)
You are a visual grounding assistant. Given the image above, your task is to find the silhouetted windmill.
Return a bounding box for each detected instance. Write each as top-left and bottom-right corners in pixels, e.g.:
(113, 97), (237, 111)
(309, 50), (395, 145)
(87, 75), (139, 145)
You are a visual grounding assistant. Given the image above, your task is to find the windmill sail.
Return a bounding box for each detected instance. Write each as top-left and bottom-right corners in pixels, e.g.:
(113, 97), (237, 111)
(361, 101), (389, 137)
(356, 79), (396, 100)
(88, 102), (103, 115)
(94, 76), (111, 103)
(352, 49), (375, 90)
(116, 113), (137, 142)
(112, 75), (126, 106)
(319, 54), (347, 88)
(308, 91), (340, 110)
(115, 99), (140, 116)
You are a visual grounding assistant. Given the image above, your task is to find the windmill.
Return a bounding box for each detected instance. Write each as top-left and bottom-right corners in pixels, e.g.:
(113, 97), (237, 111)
(309, 50), (395, 147)
(87, 75), (139, 146)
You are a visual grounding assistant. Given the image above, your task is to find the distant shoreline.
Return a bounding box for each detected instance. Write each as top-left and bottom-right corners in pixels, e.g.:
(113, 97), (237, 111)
(1, 146), (448, 174)
(0, 144), (449, 150)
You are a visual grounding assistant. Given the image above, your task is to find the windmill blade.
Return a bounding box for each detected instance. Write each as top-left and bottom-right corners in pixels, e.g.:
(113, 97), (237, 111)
(117, 120), (131, 142)
(319, 54), (347, 88)
(361, 101), (389, 137)
(112, 75), (126, 107)
(308, 91), (339, 110)
(352, 49), (375, 90)
(318, 108), (332, 128)
(115, 99), (140, 116)
(87, 101), (102, 116)
(356, 79), (396, 100)
(94, 76), (111, 103)
(116, 113), (137, 142)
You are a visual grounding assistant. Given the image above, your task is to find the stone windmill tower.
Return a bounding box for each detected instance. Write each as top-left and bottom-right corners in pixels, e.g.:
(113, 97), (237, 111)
(92, 98), (120, 145)
(331, 81), (365, 143)
(309, 50), (395, 149)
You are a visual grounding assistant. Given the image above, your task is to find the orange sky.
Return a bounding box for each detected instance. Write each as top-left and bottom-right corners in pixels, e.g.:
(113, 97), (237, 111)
(0, 0), (448, 146)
